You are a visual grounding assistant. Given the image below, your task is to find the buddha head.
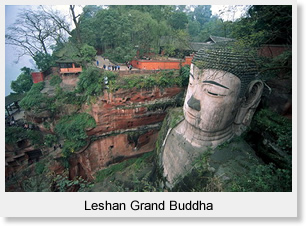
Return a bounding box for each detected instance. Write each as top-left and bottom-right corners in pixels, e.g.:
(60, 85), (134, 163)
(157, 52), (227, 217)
(183, 46), (264, 140)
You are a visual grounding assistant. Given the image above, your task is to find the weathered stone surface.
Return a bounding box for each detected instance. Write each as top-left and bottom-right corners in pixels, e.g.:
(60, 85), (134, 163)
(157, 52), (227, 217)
(6, 84), (184, 184)
(157, 108), (262, 191)
(85, 86), (183, 136)
(159, 46), (264, 189)
(60, 74), (79, 88)
(208, 138), (261, 186)
(69, 86), (184, 179)
(69, 128), (159, 180)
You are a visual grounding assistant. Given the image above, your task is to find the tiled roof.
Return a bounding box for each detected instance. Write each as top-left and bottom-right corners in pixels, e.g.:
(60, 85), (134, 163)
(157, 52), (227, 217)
(205, 35), (236, 43)
(5, 93), (26, 107)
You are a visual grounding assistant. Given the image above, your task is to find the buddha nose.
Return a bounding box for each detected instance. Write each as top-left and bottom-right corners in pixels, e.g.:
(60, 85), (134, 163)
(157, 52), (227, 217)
(187, 95), (201, 111)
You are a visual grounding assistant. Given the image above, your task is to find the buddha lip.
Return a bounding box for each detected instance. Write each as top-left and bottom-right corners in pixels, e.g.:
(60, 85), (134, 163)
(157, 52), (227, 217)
(186, 110), (196, 119)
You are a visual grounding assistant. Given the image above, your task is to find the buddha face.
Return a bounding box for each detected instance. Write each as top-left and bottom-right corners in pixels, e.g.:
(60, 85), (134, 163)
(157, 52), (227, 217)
(183, 64), (242, 133)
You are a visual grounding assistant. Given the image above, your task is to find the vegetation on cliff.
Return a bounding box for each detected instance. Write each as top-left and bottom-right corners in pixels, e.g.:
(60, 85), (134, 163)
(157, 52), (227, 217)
(55, 113), (96, 159)
(19, 82), (46, 112)
(92, 152), (162, 192)
(10, 67), (34, 94)
(110, 66), (190, 92)
(5, 126), (43, 148)
(76, 65), (189, 99)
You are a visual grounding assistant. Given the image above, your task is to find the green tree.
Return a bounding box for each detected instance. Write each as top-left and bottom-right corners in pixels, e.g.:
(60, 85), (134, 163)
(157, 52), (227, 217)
(33, 52), (56, 72)
(198, 17), (234, 41)
(6, 7), (70, 60)
(55, 113), (96, 157)
(168, 11), (188, 30)
(55, 113), (96, 143)
(247, 5), (292, 45)
(187, 20), (201, 39)
(94, 8), (122, 51)
(77, 66), (107, 97)
(231, 5), (292, 46)
(19, 81), (45, 111)
(10, 67), (33, 94)
(192, 5), (212, 27)
(77, 66), (101, 96)
(73, 6), (176, 61)
(80, 44), (97, 66)
(129, 10), (160, 55)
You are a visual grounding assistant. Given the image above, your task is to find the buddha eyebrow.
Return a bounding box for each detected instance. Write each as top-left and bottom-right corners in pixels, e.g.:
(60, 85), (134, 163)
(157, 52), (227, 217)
(190, 73), (194, 79)
(203, 81), (229, 89)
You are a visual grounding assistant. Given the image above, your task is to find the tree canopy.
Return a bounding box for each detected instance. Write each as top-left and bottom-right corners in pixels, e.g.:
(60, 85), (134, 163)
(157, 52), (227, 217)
(6, 5), (292, 68)
(10, 67), (33, 94)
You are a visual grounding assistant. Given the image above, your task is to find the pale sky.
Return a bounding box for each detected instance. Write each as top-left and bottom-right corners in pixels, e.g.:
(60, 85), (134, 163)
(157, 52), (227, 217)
(5, 5), (83, 96)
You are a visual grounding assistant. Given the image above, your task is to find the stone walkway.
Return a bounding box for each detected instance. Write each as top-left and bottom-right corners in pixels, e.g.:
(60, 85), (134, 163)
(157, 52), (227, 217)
(12, 110), (24, 121)
(94, 55), (138, 71)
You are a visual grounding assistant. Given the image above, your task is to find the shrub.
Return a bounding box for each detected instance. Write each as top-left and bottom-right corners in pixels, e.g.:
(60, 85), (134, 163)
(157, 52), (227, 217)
(230, 163), (292, 192)
(49, 75), (62, 86)
(179, 65), (190, 87)
(109, 70), (185, 92)
(55, 113), (96, 158)
(19, 82), (45, 111)
(26, 130), (43, 146)
(5, 127), (26, 144)
(5, 126), (43, 147)
(50, 170), (93, 192)
(77, 67), (104, 97)
(44, 134), (58, 147)
(35, 162), (46, 175)
(253, 109), (292, 151)
(55, 113), (96, 142)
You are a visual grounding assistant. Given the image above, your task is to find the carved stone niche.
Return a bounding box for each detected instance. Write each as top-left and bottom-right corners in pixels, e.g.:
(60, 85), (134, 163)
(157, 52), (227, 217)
(159, 46), (264, 189)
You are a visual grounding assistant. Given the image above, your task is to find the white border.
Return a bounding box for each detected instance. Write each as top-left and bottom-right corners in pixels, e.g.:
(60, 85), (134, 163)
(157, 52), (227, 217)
(1, 0), (299, 219)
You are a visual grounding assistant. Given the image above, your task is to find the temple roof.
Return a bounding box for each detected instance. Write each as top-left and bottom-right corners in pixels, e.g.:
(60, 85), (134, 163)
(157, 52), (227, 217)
(5, 93), (26, 107)
(204, 35), (236, 44)
(55, 59), (82, 63)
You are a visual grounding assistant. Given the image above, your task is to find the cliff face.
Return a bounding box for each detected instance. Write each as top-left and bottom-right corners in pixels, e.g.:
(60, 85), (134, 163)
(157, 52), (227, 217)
(86, 86), (183, 135)
(69, 86), (184, 179)
(70, 130), (159, 180)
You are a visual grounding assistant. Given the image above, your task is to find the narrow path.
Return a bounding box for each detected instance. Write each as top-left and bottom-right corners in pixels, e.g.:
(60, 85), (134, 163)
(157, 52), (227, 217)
(95, 55), (138, 71)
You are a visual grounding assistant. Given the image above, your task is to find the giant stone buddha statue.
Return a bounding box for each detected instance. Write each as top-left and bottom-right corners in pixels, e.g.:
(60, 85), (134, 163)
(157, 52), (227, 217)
(160, 46), (264, 189)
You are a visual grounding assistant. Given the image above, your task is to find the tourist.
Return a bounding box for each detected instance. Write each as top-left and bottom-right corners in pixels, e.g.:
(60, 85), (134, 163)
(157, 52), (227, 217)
(10, 116), (15, 126)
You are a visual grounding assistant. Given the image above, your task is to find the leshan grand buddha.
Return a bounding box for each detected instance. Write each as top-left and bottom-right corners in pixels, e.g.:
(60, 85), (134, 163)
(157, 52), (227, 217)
(160, 46), (264, 189)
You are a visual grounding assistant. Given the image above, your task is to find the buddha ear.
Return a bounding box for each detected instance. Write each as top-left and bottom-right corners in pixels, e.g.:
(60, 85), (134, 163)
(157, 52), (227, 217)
(234, 80), (264, 135)
(242, 80), (264, 109)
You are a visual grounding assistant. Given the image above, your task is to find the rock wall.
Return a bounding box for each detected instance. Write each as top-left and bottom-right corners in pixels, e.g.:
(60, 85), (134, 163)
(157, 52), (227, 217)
(70, 129), (158, 180)
(70, 86), (184, 179)
(86, 86), (183, 135)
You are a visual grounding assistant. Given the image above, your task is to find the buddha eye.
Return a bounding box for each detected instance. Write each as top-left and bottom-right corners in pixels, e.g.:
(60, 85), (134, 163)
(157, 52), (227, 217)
(207, 91), (218, 96)
(207, 91), (226, 97)
(203, 85), (227, 97)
